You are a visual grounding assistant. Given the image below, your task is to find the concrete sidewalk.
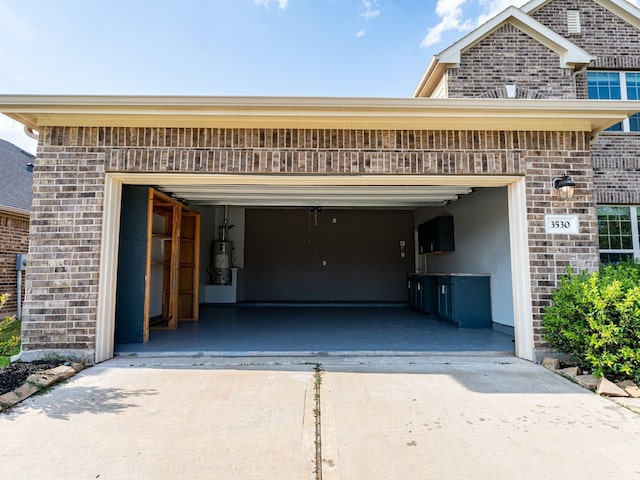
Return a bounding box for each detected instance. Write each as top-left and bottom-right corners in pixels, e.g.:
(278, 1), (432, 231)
(1, 355), (639, 479)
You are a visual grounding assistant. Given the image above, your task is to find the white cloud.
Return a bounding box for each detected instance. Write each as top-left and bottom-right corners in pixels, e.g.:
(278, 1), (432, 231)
(361, 0), (381, 20)
(356, 29), (366, 37)
(253, 0), (289, 9)
(0, 115), (37, 155)
(421, 0), (472, 47)
(420, 0), (536, 48)
(475, 0), (527, 25)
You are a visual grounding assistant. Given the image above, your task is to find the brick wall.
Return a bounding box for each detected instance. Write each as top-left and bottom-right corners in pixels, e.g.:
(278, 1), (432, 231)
(592, 132), (640, 204)
(22, 134), (104, 355)
(529, 0), (640, 207)
(0, 212), (29, 318)
(444, 0), (640, 210)
(530, 0), (640, 72)
(524, 137), (598, 347)
(447, 23), (576, 99)
(22, 126), (596, 357)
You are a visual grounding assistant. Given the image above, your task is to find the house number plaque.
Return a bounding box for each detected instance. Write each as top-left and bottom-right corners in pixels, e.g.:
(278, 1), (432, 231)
(545, 214), (579, 234)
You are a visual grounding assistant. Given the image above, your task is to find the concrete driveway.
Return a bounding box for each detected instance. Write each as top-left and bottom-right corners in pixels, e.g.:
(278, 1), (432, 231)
(1, 355), (639, 479)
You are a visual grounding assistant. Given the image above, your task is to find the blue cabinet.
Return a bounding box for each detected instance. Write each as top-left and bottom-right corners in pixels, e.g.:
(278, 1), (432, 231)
(440, 276), (491, 328)
(437, 277), (454, 321)
(408, 276), (419, 308)
(409, 274), (491, 328)
(418, 216), (455, 254)
(408, 275), (438, 314)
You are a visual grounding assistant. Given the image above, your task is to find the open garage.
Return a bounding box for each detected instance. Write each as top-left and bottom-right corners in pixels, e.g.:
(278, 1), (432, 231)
(2, 95), (632, 364)
(112, 177), (517, 356)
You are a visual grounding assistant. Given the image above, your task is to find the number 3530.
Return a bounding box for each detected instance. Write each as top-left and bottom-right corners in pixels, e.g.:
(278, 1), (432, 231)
(549, 220), (571, 229)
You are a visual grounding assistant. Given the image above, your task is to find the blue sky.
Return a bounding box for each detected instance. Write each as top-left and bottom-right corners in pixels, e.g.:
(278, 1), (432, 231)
(1, 0), (637, 154)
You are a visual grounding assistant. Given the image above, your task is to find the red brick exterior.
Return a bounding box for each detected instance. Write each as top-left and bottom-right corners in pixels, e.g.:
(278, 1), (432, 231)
(0, 212), (29, 319)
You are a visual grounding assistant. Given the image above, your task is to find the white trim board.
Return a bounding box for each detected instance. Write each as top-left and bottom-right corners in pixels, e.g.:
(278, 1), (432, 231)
(94, 173), (534, 363)
(437, 7), (593, 68)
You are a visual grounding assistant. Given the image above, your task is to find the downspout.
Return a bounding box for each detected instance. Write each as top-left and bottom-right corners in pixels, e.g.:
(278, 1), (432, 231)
(23, 126), (39, 140)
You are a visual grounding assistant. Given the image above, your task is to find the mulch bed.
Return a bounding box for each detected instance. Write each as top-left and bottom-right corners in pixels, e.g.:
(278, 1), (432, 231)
(0, 360), (65, 395)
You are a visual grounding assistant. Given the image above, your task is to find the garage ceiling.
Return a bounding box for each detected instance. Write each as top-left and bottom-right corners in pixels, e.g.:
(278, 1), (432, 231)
(156, 184), (474, 207)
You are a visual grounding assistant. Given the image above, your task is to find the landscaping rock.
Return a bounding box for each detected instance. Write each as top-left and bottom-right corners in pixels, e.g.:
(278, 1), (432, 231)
(616, 380), (640, 398)
(0, 391), (21, 408)
(50, 365), (76, 380)
(557, 366), (579, 379)
(0, 361), (85, 412)
(541, 357), (560, 371)
(596, 378), (629, 397)
(0, 360), (66, 395)
(26, 371), (60, 388)
(13, 383), (39, 401)
(576, 374), (599, 391)
(71, 362), (85, 373)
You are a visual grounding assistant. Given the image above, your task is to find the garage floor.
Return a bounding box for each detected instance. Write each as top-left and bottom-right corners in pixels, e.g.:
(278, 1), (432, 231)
(115, 305), (515, 355)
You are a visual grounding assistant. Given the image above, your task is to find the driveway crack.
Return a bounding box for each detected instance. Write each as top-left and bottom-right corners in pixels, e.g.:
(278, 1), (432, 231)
(314, 363), (324, 480)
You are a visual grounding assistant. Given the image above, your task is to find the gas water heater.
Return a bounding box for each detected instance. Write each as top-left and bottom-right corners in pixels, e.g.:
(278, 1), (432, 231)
(212, 206), (234, 285)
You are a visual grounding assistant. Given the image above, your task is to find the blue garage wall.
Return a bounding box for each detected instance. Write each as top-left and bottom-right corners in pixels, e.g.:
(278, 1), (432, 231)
(114, 185), (148, 343)
(415, 188), (515, 328)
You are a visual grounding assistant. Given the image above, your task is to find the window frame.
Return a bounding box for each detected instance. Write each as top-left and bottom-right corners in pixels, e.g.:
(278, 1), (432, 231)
(587, 71), (640, 132)
(598, 205), (640, 264)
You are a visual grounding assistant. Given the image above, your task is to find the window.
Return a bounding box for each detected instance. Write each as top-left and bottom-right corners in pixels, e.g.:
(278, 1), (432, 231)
(597, 206), (640, 264)
(587, 71), (640, 132)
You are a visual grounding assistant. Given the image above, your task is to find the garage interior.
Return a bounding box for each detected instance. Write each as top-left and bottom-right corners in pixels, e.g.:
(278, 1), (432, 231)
(114, 182), (516, 355)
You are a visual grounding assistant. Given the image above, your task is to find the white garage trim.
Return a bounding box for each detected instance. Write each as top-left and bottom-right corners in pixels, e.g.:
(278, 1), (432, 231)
(96, 174), (122, 363)
(508, 178), (534, 361)
(95, 173), (531, 363)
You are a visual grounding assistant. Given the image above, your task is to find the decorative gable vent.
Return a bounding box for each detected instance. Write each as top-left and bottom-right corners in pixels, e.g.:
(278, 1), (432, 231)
(567, 10), (581, 34)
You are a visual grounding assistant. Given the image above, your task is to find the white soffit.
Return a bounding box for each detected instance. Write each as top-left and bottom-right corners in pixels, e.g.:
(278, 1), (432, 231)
(156, 184), (475, 207)
(437, 6), (593, 67)
(0, 95), (637, 134)
(522, 0), (640, 29)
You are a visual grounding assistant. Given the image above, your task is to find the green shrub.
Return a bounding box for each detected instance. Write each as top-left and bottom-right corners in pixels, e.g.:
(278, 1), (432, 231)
(542, 262), (640, 384)
(0, 294), (21, 364)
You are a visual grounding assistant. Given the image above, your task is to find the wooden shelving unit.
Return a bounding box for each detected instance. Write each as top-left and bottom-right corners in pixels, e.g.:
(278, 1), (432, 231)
(143, 188), (200, 341)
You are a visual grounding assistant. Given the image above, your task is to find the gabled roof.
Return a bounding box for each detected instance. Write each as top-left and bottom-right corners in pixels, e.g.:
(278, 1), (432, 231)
(522, 0), (640, 29)
(439, 7), (592, 66)
(414, 6), (593, 97)
(0, 138), (34, 216)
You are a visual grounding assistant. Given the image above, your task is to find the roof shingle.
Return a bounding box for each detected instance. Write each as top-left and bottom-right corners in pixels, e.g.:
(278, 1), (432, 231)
(0, 138), (34, 213)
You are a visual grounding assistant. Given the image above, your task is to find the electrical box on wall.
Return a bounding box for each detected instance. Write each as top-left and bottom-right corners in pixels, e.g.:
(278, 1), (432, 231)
(16, 253), (27, 271)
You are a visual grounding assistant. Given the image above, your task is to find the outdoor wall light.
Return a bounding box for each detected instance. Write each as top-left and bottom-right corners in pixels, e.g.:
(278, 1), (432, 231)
(553, 174), (576, 200)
